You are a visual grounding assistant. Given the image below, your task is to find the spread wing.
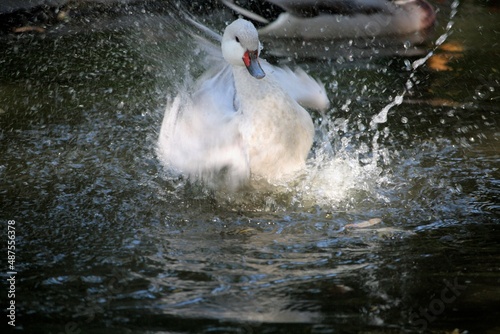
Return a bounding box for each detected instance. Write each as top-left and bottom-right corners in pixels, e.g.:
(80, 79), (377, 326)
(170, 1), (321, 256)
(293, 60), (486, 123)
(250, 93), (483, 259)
(157, 65), (250, 189)
(262, 61), (330, 112)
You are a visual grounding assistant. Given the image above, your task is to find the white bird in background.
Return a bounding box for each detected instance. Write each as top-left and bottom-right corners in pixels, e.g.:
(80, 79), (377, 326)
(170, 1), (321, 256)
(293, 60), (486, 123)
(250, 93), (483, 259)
(157, 18), (329, 189)
(221, 0), (436, 40)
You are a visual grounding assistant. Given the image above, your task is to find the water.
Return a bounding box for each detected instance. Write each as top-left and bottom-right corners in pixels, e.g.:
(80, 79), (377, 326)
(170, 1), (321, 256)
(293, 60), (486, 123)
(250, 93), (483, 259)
(1, 1), (499, 333)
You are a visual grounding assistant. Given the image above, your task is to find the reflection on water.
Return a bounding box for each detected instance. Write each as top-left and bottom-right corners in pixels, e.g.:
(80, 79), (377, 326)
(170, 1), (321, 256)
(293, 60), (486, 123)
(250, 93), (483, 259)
(0, 0), (499, 333)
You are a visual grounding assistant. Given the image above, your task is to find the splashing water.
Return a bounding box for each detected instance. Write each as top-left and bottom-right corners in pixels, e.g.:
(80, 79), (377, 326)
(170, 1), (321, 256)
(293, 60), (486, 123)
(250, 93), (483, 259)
(154, 0), (463, 213)
(368, 0), (460, 131)
(3, 1), (499, 332)
(284, 0), (464, 210)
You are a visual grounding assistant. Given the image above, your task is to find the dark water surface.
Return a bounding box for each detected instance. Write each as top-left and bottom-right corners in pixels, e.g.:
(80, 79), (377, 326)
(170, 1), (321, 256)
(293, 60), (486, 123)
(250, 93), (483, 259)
(1, 1), (499, 333)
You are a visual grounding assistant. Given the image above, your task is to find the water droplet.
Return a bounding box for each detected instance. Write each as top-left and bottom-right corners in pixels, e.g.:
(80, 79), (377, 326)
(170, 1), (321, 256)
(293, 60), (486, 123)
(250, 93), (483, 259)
(330, 80), (338, 92)
(476, 90), (487, 99)
(436, 33), (448, 46)
(394, 95), (404, 104)
(404, 59), (411, 70)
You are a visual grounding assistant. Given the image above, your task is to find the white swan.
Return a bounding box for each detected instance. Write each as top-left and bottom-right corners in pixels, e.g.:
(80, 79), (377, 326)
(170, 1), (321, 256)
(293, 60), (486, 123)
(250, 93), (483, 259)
(157, 19), (329, 189)
(221, 0), (436, 40)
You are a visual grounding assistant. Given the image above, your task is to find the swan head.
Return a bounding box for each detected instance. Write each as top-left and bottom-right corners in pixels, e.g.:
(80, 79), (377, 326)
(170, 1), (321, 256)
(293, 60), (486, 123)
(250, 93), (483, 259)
(221, 19), (265, 79)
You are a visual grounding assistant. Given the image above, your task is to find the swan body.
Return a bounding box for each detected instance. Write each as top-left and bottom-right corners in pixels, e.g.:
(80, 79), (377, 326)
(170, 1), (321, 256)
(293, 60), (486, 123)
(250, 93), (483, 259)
(157, 19), (328, 188)
(222, 0), (436, 40)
